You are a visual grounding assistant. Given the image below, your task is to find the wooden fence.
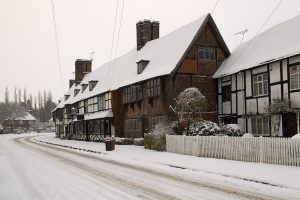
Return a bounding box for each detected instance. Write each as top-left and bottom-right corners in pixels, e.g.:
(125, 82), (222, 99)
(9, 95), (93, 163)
(166, 135), (300, 166)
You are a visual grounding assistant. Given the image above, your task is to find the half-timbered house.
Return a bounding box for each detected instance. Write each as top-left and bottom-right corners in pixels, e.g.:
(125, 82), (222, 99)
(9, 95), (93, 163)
(53, 13), (230, 139)
(214, 14), (300, 137)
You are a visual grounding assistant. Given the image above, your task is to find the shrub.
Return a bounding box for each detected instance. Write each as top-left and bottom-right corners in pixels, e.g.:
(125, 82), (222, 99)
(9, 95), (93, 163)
(115, 137), (134, 145)
(134, 138), (144, 146)
(220, 124), (244, 136)
(186, 120), (220, 136)
(144, 123), (173, 151)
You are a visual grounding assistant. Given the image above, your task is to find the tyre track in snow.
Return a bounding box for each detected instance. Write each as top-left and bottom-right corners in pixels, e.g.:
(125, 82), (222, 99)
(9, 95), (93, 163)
(14, 135), (283, 200)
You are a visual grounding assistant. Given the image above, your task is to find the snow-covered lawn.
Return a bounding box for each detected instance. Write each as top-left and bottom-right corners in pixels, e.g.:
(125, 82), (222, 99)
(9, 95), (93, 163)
(34, 133), (300, 199)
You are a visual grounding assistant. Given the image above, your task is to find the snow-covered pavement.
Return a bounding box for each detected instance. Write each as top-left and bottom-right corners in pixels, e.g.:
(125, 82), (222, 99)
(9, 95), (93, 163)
(1, 133), (300, 200)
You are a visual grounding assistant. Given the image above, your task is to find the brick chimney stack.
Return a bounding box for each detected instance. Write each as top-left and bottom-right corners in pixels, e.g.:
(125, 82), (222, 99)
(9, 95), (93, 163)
(136, 19), (160, 50)
(69, 79), (75, 88)
(75, 59), (92, 85)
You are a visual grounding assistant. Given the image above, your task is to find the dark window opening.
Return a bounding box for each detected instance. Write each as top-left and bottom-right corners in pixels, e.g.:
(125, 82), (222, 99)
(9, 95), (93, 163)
(222, 85), (231, 102)
(122, 84), (143, 103)
(137, 60), (149, 74)
(147, 78), (161, 97)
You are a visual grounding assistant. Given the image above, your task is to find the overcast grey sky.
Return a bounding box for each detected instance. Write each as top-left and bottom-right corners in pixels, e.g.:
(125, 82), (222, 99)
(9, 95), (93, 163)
(0, 0), (299, 102)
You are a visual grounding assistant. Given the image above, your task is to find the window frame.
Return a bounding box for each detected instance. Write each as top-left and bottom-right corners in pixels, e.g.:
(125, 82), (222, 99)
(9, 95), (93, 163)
(290, 65), (300, 90)
(122, 84), (143, 104)
(124, 118), (142, 132)
(82, 84), (88, 93)
(251, 117), (270, 136)
(222, 85), (232, 102)
(98, 94), (106, 111)
(89, 81), (98, 91)
(151, 115), (167, 128)
(253, 73), (268, 97)
(137, 60), (149, 74)
(198, 46), (215, 61)
(147, 78), (161, 97)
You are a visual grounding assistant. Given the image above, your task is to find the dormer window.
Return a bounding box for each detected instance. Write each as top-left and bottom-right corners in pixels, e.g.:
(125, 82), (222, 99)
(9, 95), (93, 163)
(137, 60), (149, 74)
(89, 81), (98, 91)
(82, 84), (88, 92)
(64, 95), (70, 101)
(74, 89), (80, 96)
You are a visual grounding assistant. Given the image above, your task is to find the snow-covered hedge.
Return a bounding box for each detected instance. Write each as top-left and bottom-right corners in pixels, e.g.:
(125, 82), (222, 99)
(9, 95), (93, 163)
(186, 120), (220, 136)
(292, 133), (300, 139)
(173, 120), (245, 137)
(220, 124), (244, 137)
(115, 137), (134, 145)
(144, 124), (173, 151)
(133, 138), (144, 146)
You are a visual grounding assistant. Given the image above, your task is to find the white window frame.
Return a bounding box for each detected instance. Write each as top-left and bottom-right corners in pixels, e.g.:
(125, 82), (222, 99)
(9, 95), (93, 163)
(251, 117), (269, 136)
(253, 73), (268, 97)
(290, 65), (300, 90)
(78, 101), (84, 114)
(105, 92), (112, 110)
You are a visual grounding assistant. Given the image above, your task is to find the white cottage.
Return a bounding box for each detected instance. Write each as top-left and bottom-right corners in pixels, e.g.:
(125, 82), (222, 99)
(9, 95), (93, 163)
(214, 14), (300, 137)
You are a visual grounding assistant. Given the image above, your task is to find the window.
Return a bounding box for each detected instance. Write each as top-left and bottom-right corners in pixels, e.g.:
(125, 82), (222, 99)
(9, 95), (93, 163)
(222, 85), (231, 102)
(89, 81), (98, 91)
(82, 84), (88, 92)
(147, 78), (161, 97)
(92, 120), (105, 134)
(105, 92), (112, 110)
(124, 119), (142, 131)
(198, 47), (215, 61)
(253, 73), (268, 96)
(88, 97), (98, 113)
(251, 117), (269, 136)
(64, 95), (70, 101)
(123, 85), (143, 103)
(98, 95), (106, 111)
(84, 100), (88, 113)
(78, 101), (84, 114)
(137, 60), (149, 74)
(298, 113), (300, 134)
(151, 116), (167, 127)
(290, 65), (300, 90)
(74, 89), (80, 96)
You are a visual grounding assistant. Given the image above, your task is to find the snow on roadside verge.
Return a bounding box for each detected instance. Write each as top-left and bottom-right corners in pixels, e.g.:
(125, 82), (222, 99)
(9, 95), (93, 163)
(33, 133), (300, 199)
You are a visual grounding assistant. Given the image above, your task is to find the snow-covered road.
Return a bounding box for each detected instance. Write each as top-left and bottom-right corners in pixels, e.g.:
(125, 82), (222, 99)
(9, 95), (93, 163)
(0, 134), (294, 200)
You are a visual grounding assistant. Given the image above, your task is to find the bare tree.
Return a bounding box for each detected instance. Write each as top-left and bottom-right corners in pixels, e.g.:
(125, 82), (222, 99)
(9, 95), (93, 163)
(34, 96), (37, 111)
(18, 88), (21, 103)
(23, 88), (27, 104)
(4, 86), (9, 104)
(14, 87), (17, 104)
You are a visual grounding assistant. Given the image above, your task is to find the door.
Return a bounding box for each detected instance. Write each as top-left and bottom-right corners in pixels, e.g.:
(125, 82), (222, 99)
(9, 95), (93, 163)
(282, 112), (297, 137)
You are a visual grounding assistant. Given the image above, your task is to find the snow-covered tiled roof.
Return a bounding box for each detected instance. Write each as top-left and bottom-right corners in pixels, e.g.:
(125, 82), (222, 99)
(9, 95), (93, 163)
(14, 113), (36, 121)
(214, 14), (300, 78)
(54, 13), (228, 111)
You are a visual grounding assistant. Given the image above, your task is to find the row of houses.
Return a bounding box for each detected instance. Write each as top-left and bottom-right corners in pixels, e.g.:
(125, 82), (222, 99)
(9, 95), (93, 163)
(52, 13), (300, 140)
(2, 111), (37, 133)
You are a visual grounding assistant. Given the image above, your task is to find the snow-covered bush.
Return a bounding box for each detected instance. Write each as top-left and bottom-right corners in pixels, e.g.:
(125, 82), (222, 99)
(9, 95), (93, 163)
(177, 87), (205, 113)
(220, 124), (244, 136)
(292, 133), (300, 139)
(134, 138), (144, 146)
(115, 137), (134, 145)
(185, 120), (220, 136)
(242, 133), (254, 138)
(144, 123), (173, 151)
